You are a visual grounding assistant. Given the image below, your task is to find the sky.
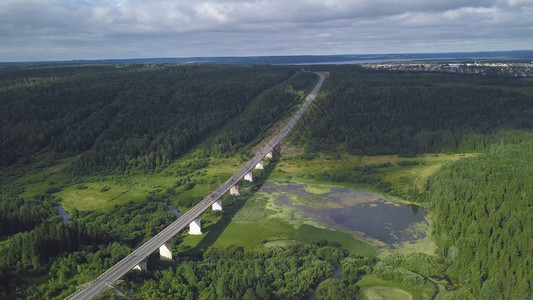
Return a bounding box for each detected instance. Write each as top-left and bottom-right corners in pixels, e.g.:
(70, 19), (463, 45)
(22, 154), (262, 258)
(1, 0), (532, 61)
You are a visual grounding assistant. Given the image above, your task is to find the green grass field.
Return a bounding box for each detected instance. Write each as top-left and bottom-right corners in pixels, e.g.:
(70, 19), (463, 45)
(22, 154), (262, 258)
(362, 286), (412, 300)
(180, 216), (378, 257)
(357, 275), (435, 300)
(381, 153), (476, 192)
(271, 152), (474, 194)
(303, 185), (331, 194)
(6, 151), (245, 213)
(8, 145), (469, 214)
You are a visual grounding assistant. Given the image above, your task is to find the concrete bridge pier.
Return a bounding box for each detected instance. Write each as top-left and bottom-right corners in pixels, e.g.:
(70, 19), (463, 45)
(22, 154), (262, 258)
(159, 241), (172, 261)
(212, 199), (222, 211)
(254, 160), (264, 170)
(244, 171), (253, 182)
(133, 260), (147, 271)
(189, 218), (202, 235)
(230, 185), (240, 196)
(266, 143), (281, 159)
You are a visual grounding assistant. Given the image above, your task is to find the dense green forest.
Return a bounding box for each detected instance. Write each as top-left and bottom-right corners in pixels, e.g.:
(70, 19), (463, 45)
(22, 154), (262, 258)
(0, 199), (174, 273)
(301, 66), (533, 155)
(1, 64), (532, 299)
(0, 65), (307, 173)
(133, 243), (348, 299)
(202, 71), (316, 157)
(423, 132), (533, 299)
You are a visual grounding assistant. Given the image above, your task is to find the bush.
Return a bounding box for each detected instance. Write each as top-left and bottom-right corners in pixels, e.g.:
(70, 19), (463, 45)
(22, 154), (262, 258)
(46, 187), (62, 194)
(397, 160), (421, 167)
(316, 278), (355, 300)
(183, 182), (195, 190)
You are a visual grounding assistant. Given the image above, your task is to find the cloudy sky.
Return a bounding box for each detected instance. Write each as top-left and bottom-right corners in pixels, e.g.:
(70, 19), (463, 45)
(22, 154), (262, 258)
(1, 0), (532, 61)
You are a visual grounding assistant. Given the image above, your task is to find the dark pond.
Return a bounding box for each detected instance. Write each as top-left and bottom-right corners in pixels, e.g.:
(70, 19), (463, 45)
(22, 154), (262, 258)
(55, 205), (70, 224)
(303, 199), (426, 245)
(263, 182), (428, 246)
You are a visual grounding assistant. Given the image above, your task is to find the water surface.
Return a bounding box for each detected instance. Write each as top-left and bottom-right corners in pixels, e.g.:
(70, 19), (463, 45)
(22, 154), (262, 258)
(262, 182), (427, 246)
(167, 204), (183, 218)
(55, 205), (70, 224)
(301, 199), (426, 245)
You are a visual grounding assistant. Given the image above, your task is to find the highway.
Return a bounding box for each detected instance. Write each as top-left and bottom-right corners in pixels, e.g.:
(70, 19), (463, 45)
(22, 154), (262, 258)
(68, 72), (325, 300)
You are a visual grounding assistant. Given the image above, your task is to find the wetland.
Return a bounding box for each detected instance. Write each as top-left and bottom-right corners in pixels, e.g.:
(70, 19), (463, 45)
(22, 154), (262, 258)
(262, 182), (428, 247)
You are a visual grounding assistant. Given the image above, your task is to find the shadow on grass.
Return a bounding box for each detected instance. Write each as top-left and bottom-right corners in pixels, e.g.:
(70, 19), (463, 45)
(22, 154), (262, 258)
(182, 156), (280, 255)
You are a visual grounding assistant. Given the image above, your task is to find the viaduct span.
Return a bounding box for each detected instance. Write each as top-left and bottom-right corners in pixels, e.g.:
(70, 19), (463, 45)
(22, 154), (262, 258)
(69, 73), (325, 299)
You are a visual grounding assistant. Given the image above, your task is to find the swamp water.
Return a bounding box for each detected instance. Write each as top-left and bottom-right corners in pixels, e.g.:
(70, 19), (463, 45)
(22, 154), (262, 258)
(262, 182), (428, 247)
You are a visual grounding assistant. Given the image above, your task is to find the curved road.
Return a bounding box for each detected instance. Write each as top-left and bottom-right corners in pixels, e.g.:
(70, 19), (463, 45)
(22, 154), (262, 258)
(69, 72), (325, 300)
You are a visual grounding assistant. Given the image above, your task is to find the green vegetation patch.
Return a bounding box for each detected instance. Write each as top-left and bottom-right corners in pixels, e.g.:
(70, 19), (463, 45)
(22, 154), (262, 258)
(211, 219), (378, 257)
(356, 251), (448, 299)
(269, 152), (473, 198)
(231, 192), (271, 222)
(58, 183), (141, 212)
(382, 153), (475, 193)
(3, 152), (244, 213)
(362, 286), (412, 300)
(125, 243), (348, 299)
(358, 275), (434, 300)
(213, 219), (296, 250)
(304, 185), (331, 194)
(289, 194), (326, 206)
(296, 224), (377, 257)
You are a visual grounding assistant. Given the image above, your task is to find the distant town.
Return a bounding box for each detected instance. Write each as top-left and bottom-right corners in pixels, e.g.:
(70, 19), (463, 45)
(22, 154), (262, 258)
(363, 61), (533, 76)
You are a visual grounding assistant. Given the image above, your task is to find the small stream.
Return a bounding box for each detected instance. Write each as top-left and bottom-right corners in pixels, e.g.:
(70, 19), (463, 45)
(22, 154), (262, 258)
(55, 205), (70, 224)
(167, 204), (183, 218)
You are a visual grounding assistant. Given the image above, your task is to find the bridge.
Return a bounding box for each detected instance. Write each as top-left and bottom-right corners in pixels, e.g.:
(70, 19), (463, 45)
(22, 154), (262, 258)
(68, 72), (325, 300)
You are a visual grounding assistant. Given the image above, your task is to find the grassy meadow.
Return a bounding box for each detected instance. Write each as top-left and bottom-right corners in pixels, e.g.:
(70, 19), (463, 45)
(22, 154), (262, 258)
(271, 151), (474, 194)
(3, 144), (466, 258)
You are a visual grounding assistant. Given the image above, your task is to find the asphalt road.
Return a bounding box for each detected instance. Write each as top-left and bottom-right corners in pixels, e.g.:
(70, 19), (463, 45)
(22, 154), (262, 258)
(68, 72), (325, 300)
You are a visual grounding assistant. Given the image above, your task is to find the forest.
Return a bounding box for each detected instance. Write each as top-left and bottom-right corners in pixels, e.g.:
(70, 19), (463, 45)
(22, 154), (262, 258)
(0, 65), (305, 173)
(1, 64), (532, 299)
(423, 133), (533, 299)
(301, 66), (533, 155)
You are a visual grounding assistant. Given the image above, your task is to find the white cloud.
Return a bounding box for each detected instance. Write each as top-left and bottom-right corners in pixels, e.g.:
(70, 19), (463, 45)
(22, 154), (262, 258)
(0, 0), (532, 61)
(507, 0), (533, 6)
